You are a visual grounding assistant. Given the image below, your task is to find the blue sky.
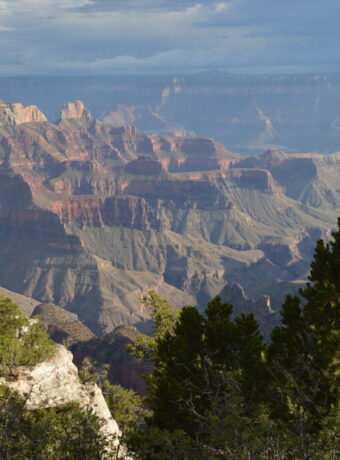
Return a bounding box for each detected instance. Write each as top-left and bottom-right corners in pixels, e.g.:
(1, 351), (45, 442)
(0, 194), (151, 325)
(1, 0), (339, 75)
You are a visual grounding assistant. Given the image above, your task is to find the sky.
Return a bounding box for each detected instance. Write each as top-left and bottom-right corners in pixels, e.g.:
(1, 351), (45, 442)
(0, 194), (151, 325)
(1, 0), (340, 76)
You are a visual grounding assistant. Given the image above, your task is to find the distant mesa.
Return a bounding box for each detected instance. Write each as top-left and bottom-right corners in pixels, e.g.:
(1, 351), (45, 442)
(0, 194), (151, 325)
(0, 101), (47, 126)
(227, 168), (276, 193)
(124, 156), (164, 175)
(258, 149), (287, 166)
(239, 149), (287, 169)
(59, 100), (93, 123)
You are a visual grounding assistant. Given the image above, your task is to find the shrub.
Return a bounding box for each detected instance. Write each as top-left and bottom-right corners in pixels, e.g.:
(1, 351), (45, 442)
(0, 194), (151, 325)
(0, 296), (56, 374)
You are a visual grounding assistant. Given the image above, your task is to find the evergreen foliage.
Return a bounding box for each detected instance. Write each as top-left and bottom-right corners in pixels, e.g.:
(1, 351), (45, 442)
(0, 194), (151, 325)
(127, 291), (178, 363)
(124, 222), (340, 459)
(0, 296), (55, 374)
(103, 382), (147, 438)
(130, 295), (266, 436)
(0, 386), (111, 459)
(25, 402), (110, 460)
(78, 356), (99, 384)
(0, 299), (112, 459)
(268, 220), (340, 435)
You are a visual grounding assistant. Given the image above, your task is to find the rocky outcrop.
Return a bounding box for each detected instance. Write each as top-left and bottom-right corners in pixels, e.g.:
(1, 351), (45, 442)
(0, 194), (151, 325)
(51, 198), (105, 227)
(0, 207), (82, 249)
(0, 345), (121, 446)
(0, 101), (47, 126)
(107, 125), (154, 155)
(103, 195), (161, 229)
(227, 168), (276, 193)
(238, 149), (287, 169)
(125, 156), (164, 175)
(32, 303), (95, 347)
(51, 195), (161, 230)
(125, 178), (224, 209)
(219, 282), (280, 337)
(46, 163), (119, 196)
(0, 104), (238, 183)
(236, 150), (317, 198)
(173, 137), (226, 157)
(259, 241), (298, 267)
(150, 135), (238, 172)
(60, 100), (93, 123)
(271, 157), (318, 199)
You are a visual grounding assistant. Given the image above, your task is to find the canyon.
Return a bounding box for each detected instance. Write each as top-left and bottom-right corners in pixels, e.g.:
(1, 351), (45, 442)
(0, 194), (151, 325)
(0, 99), (339, 338)
(3, 74), (340, 154)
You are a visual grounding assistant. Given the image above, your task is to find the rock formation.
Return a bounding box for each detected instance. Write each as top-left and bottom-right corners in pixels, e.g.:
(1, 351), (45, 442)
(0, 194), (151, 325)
(32, 303), (95, 346)
(0, 98), (338, 336)
(219, 282), (280, 337)
(0, 101), (47, 126)
(0, 345), (121, 448)
(60, 100), (93, 123)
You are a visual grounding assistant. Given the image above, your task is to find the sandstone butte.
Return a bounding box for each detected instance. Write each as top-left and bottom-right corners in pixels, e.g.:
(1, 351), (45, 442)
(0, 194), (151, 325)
(0, 99), (339, 339)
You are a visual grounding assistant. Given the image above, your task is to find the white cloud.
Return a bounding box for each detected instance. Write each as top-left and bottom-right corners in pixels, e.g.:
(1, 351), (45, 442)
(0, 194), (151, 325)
(0, 0), (339, 75)
(3, 0), (92, 10)
(44, 40), (264, 73)
(215, 2), (229, 12)
(37, 2), (230, 52)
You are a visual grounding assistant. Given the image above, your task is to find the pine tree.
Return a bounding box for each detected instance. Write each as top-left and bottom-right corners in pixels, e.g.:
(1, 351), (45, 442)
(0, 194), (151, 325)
(268, 220), (340, 436)
(133, 296), (266, 437)
(126, 221), (340, 458)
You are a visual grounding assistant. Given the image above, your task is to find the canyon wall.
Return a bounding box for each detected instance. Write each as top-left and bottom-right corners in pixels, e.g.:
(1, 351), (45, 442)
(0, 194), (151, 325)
(0, 100), (338, 336)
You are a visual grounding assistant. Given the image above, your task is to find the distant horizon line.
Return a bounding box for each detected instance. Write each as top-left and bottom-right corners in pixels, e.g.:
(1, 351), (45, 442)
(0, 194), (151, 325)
(1, 72), (340, 79)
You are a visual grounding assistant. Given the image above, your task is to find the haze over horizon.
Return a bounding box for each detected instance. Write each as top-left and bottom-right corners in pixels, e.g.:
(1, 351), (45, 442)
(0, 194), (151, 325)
(1, 0), (340, 76)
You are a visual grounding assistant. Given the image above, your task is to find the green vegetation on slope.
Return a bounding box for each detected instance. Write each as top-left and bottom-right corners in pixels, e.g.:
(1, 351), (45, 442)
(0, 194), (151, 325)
(0, 296), (56, 374)
(0, 287), (40, 317)
(0, 298), (115, 459)
(0, 386), (111, 460)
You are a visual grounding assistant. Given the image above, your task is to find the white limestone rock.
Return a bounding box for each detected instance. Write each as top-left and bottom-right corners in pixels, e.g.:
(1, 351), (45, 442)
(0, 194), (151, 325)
(60, 100), (93, 122)
(0, 345), (121, 447)
(0, 101), (47, 126)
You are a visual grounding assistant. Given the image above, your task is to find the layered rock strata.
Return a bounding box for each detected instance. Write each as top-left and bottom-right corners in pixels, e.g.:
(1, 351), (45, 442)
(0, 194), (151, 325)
(0, 99), (338, 336)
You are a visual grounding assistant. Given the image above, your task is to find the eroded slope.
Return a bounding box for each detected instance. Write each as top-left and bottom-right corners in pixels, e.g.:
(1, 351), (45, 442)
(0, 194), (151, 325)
(0, 101), (338, 334)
